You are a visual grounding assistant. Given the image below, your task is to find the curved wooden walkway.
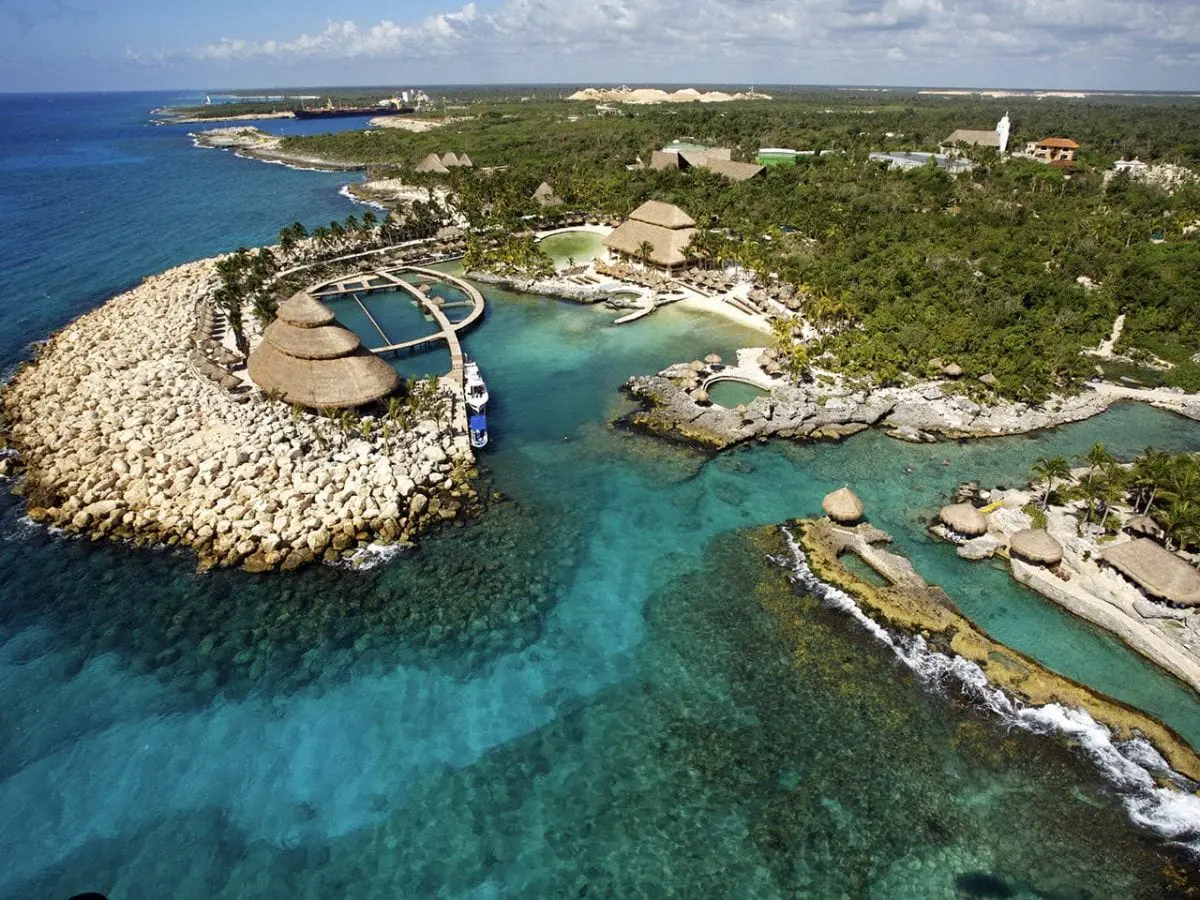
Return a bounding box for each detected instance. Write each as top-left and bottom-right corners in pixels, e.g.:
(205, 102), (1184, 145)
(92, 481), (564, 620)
(309, 264), (486, 389)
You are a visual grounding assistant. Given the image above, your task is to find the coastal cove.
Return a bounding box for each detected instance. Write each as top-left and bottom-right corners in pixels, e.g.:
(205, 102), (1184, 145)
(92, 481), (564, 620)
(5, 92), (1200, 896)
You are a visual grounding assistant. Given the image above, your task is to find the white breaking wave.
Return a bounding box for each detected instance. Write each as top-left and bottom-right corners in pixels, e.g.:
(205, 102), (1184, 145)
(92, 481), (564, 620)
(335, 541), (409, 570)
(339, 184), (388, 210)
(772, 527), (1200, 854)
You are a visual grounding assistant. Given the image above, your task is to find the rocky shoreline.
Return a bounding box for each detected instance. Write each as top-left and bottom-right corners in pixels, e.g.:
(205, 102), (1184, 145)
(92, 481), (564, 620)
(791, 518), (1200, 782)
(466, 270), (614, 304)
(192, 127), (363, 171)
(619, 347), (1200, 450)
(0, 256), (479, 573)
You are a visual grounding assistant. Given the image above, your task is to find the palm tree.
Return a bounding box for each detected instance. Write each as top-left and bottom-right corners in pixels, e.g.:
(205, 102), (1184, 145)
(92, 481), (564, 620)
(636, 240), (654, 272)
(1082, 442), (1116, 488)
(1097, 467), (1129, 530)
(1030, 455), (1072, 509)
(1077, 476), (1105, 525)
(1130, 448), (1175, 514)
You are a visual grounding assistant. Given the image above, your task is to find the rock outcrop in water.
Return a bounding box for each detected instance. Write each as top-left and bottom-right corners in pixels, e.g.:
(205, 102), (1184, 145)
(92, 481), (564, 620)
(0, 257), (479, 572)
(619, 348), (1200, 450)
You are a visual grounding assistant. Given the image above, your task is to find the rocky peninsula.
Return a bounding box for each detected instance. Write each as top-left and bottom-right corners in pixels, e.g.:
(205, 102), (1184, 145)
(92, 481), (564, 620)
(0, 256), (479, 573)
(789, 518), (1200, 784)
(192, 126), (363, 171)
(621, 347), (1200, 450)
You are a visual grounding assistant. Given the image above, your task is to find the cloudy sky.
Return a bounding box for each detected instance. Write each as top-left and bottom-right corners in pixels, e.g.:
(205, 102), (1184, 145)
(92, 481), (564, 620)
(1, 0), (1197, 92)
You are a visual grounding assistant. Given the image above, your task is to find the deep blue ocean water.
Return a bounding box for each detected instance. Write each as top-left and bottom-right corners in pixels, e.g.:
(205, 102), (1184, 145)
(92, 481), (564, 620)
(2, 92), (1200, 897)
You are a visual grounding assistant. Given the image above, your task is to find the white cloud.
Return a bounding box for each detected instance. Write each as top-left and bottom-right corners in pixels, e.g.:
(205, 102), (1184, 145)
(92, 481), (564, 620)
(172, 0), (1200, 86)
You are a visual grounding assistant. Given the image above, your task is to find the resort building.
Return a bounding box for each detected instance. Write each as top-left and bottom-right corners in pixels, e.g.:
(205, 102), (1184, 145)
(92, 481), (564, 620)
(247, 291), (400, 409)
(756, 148), (800, 166)
(1024, 137), (1079, 164)
(940, 129), (1002, 153)
(941, 116), (1010, 155)
(650, 141), (765, 182)
(869, 151), (973, 174)
(602, 200), (697, 271)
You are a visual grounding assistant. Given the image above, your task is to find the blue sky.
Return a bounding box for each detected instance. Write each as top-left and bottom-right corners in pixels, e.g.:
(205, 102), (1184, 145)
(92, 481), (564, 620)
(2, 0), (1198, 92)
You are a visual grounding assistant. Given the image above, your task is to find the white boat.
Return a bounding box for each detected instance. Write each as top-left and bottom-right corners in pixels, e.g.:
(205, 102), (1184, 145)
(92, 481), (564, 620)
(463, 358), (489, 413)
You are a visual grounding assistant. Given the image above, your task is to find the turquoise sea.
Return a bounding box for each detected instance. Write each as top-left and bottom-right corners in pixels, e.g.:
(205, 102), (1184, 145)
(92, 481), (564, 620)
(2, 92), (1200, 897)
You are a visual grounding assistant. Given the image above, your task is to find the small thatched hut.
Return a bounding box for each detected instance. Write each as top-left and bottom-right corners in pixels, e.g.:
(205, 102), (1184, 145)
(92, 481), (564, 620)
(456, 153), (474, 168)
(1100, 539), (1200, 607)
(943, 363), (964, 378)
(441, 151), (460, 167)
(248, 291), (400, 409)
(823, 487), (864, 524)
(1009, 529), (1063, 566)
(415, 153), (449, 174)
(939, 503), (987, 537)
(532, 182), (563, 207)
(1123, 515), (1165, 540)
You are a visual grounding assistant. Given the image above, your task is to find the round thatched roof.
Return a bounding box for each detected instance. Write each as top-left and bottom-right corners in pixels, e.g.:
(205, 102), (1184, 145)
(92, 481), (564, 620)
(943, 362), (964, 378)
(278, 291), (336, 328)
(248, 344), (399, 409)
(263, 320), (361, 360)
(1009, 529), (1062, 566)
(823, 487), (864, 524)
(940, 503), (987, 537)
(704, 353), (722, 364)
(249, 290), (399, 408)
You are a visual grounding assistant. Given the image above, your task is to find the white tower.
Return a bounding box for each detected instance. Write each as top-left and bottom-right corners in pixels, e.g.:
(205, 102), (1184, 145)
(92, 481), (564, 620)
(996, 112), (1011, 155)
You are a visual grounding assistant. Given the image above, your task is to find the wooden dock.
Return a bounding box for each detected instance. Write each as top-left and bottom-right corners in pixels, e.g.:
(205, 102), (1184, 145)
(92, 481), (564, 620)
(308, 264), (486, 390)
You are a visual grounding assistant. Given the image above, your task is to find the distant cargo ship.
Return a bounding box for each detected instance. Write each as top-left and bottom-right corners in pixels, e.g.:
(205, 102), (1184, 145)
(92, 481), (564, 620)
(293, 104), (415, 120)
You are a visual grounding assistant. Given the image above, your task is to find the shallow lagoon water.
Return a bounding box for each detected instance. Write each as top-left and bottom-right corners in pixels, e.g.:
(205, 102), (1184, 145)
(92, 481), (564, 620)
(708, 379), (770, 408)
(2, 94), (1200, 897)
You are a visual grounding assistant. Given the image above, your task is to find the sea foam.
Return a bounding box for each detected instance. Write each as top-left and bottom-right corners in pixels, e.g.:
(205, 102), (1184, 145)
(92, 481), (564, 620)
(773, 526), (1200, 854)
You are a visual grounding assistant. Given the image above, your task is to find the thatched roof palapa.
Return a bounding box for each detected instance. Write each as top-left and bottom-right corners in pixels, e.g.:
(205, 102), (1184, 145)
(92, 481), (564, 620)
(603, 200), (697, 268)
(1009, 529), (1062, 566)
(940, 503), (986, 537)
(1101, 538), (1200, 607)
(1123, 515), (1165, 539)
(262, 320), (360, 360)
(456, 153), (473, 168)
(277, 290), (336, 327)
(823, 487), (864, 524)
(441, 151), (460, 167)
(942, 129), (1001, 148)
(415, 153), (449, 174)
(249, 291), (399, 409)
(532, 181), (563, 207)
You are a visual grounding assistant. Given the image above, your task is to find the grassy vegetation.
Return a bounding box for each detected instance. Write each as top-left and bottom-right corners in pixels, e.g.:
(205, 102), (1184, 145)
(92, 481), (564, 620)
(275, 91), (1200, 400)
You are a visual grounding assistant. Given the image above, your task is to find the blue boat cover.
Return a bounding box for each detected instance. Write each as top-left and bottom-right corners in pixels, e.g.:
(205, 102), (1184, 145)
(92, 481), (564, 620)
(469, 414), (488, 430)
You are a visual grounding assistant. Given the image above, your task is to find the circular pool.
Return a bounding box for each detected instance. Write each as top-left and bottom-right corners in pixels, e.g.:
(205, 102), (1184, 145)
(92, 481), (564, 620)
(707, 379), (769, 408)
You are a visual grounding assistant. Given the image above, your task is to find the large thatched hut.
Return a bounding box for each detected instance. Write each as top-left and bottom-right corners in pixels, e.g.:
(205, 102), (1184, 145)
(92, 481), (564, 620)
(1100, 539), (1200, 607)
(248, 291), (400, 409)
(939, 503), (986, 537)
(602, 200), (696, 270)
(823, 487), (864, 524)
(1009, 529), (1063, 566)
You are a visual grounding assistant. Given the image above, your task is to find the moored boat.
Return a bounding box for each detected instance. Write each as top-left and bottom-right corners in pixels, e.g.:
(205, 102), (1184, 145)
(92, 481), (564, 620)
(463, 358), (489, 413)
(469, 413), (489, 448)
